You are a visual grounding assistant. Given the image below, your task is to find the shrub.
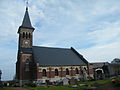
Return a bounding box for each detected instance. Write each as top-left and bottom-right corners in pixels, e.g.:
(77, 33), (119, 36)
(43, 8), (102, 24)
(112, 78), (117, 83)
(30, 83), (37, 87)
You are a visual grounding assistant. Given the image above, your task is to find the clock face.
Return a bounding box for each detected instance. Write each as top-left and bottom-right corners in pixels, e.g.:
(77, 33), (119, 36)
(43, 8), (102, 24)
(25, 41), (29, 44)
(23, 40), (30, 46)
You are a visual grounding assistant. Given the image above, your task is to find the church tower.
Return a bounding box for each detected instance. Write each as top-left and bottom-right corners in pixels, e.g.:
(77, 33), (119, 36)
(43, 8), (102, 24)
(18, 7), (34, 48)
(16, 6), (35, 86)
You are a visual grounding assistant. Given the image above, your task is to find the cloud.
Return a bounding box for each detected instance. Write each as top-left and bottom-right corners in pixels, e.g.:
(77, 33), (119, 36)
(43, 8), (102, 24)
(91, 0), (120, 16)
(0, 0), (24, 80)
(0, 47), (16, 80)
(87, 21), (120, 45)
(0, 0), (25, 46)
(80, 41), (120, 62)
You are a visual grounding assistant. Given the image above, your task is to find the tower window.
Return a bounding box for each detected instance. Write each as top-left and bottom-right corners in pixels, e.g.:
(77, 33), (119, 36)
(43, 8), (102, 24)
(55, 69), (59, 76)
(84, 67), (87, 71)
(66, 68), (69, 75)
(26, 33), (28, 39)
(25, 59), (30, 72)
(80, 68), (83, 74)
(23, 32), (25, 38)
(29, 33), (31, 38)
(42, 69), (47, 77)
(75, 68), (79, 74)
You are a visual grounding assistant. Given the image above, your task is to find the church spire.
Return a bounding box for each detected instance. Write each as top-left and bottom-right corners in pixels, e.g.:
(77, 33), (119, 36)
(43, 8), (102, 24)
(18, 1), (34, 33)
(21, 7), (33, 29)
(20, 0), (34, 29)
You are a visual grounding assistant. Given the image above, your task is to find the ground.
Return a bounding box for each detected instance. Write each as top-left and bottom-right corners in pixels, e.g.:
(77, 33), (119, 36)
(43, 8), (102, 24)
(2, 78), (120, 90)
(2, 83), (120, 90)
(1, 87), (30, 90)
(96, 82), (120, 90)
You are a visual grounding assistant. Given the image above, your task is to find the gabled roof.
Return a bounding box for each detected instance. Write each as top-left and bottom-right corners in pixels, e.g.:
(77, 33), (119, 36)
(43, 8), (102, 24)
(32, 46), (87, 66)
(20, 7), (34, 29)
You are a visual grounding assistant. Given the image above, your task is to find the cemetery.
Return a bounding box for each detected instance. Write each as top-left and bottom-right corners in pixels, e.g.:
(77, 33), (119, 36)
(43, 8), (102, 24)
(1, 76), (120, 90)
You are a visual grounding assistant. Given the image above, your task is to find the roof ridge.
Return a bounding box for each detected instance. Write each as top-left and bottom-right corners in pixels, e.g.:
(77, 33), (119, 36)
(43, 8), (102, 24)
(33, 46), (70, 50)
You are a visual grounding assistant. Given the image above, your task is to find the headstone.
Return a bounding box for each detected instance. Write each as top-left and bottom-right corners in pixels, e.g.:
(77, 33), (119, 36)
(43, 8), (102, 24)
(71, 85), (78, 88)
(69, 77), (79, 85)
(63, 78), (69, 85)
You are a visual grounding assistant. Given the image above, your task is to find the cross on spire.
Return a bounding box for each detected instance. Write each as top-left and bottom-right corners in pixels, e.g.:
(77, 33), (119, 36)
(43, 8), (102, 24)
(26, 0), (29, 11)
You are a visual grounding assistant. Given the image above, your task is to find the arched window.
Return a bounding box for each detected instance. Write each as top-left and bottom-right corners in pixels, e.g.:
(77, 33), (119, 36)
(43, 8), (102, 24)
(80, 68), (83, 74)
(23, 32), (25, 38)
(66, 68), (69, 75)
(42, 69), (47, 77)
(26, 33), (28, 39)
(29, 33), (31, 38)
(25, 59), (29, 72)
(75, 68), (79, 74)
(55, 69), (59, 76)
(84, 67), (87, 71)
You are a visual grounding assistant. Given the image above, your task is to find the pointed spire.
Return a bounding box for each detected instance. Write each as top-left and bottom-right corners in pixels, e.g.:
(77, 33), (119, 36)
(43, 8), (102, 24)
(18, 1), (35, 33)
(18, 1), (34, 33)
(21, 7), (34, 29)
(20, 0), (34, 29)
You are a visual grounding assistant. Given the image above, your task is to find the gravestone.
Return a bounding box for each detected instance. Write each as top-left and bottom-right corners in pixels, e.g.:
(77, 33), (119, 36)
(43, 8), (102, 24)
(63, 78), (69, 85)
(69, 78), (78, 85)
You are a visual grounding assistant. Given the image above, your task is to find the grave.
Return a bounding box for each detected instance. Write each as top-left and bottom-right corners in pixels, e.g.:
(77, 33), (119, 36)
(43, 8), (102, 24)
(63, 78), (69, 85)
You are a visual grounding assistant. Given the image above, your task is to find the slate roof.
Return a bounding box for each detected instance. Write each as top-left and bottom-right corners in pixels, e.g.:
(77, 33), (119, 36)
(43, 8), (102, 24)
(20, 47), (32, 54)
(32, 46), (88, 66)
(20, 7), (34, 29)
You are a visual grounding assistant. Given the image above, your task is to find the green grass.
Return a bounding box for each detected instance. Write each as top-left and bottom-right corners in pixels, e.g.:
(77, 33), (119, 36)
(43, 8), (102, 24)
(30, 86), (77, 90)
(1, 88), (16, 90)
(79, 78), (112, 86)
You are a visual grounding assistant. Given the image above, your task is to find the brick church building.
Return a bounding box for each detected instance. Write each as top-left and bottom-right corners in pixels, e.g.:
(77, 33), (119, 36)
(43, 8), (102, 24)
(16, 7), (89, 86)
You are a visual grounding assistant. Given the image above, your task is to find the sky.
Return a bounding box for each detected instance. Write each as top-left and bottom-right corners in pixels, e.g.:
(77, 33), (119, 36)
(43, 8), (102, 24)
(0, 0), (120, 80)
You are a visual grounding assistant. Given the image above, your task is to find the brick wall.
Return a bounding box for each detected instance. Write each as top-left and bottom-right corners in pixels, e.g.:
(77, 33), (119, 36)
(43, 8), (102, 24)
(36, 66), (88, 79)
(16, 54), (34, 80)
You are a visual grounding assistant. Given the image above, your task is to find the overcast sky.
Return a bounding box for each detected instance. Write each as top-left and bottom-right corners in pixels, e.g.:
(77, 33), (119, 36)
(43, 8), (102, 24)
(0, 0), (120, 80)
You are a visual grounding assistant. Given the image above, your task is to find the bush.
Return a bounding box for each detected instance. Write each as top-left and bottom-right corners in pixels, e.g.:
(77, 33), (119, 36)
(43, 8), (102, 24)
(30, 83), (37, 87)
(115, 82), (120, 87)
(112, 78), (117, 83)
(88, 77), (94, 81)
(24, 83), (37, 87)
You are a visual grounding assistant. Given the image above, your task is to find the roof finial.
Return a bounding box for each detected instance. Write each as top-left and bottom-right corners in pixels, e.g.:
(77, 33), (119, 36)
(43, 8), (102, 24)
(26, 0), (29, 11)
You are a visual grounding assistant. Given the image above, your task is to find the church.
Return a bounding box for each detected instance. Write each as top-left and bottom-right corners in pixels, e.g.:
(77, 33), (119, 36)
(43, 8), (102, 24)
(16, 7), (89, 86)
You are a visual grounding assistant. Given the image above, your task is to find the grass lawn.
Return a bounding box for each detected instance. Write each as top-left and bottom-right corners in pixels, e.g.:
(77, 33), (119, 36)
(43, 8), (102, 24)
(30, 86), (78, 90)
(1, 88), (16, 90)
(79, 78), (112, 86)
